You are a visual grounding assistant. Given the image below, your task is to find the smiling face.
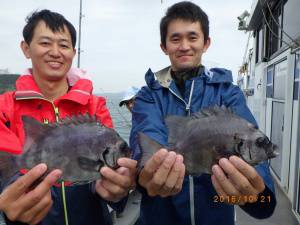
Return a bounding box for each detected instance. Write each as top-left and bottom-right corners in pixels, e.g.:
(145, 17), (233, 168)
(161, 19), (210, 72)
(21, 21), (76, 82)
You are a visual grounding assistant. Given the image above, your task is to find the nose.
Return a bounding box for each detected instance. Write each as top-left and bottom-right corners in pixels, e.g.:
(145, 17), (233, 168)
(49, 44), (61, 58)
(178, 39), (190, 51)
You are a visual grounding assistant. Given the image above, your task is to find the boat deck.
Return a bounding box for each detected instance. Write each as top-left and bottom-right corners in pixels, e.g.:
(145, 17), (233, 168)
(115, 182), (300, 225)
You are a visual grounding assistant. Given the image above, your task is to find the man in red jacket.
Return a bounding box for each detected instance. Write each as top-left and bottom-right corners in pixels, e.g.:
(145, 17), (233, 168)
(0, 9), (136, 225)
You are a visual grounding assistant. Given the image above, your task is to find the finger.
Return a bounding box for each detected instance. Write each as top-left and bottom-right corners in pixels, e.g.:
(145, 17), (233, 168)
(160, 155), (184, 196)
(1, 164), (48, 202)
(20, 191), (52, 224)
(101, 167), (132, 188)
(29, 201), (52, 225)
(218, 158), (258, 196)
(139, 149), (168, 186)
(172, 159), (185, 195)
(117, 158), (137, 170)
(229, 156), (265, 193)
(17, 169), (61, 211)
(95, 181), (120, 202)
(211, 174), (245, 205)
(101, 178), (126, 196)
(211, 174), (230, 202)
(115, 167), (136, 190)
(147, 151), (177, 196)
(212, 164), (242, 197)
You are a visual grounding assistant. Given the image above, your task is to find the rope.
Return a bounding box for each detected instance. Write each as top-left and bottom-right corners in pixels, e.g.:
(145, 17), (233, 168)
(61, 181), (69, 225)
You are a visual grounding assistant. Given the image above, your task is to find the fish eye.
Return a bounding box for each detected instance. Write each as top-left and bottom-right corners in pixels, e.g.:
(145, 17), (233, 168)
(256, 137), (265, 147)
(256, 137), (270, 147)
(120, 142), (128, 151)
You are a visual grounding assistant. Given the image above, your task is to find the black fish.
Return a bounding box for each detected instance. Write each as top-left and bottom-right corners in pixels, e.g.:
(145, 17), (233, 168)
(0, 115), (131, 185)
(138, 106), (278, 175)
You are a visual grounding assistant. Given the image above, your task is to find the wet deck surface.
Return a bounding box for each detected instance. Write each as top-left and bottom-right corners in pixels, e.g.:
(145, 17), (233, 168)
(236, 181), (299, 225)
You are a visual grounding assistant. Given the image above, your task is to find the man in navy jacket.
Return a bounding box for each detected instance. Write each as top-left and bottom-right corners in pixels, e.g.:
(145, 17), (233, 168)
(130, 2), (276, 225)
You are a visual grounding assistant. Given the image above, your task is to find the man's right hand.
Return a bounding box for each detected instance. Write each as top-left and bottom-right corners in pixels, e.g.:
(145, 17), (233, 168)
(138, 149), (185, 197)
(0, 164), (62, 225)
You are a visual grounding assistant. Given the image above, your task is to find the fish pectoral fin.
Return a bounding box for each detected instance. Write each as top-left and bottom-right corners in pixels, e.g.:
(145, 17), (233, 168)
(77, 156), (103, 172)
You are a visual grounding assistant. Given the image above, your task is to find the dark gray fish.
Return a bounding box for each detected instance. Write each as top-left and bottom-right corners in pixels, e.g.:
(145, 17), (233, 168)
(138, 106), (278, 175)
(0, 115), (131, 185)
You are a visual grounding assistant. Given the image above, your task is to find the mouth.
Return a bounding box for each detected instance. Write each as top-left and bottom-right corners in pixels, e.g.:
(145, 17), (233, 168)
(46, 61), (63, 69)
(177, 54), (192, 59)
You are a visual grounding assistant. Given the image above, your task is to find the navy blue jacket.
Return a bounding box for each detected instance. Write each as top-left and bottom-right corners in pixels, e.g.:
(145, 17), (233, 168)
(130, 66), (276, 225)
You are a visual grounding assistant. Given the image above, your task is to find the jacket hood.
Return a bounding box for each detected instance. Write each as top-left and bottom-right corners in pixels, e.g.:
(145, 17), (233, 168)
(145, 66), (233, 89)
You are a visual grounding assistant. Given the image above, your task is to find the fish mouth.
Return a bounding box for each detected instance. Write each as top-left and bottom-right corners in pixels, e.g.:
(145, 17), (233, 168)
(267, 150), (279, 159)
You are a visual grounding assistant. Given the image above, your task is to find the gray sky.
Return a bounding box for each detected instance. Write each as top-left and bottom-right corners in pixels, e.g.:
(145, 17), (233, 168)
(0, 0), (252, 93)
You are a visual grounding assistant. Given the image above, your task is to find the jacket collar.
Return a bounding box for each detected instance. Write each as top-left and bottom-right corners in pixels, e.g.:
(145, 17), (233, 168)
(145, 65), (233, 89)
(15, 68), (93, 105)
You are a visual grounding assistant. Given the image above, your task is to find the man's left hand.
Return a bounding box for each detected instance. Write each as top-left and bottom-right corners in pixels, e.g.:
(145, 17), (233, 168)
(95, 158), (137, 202)
(211, 156), (265, 205)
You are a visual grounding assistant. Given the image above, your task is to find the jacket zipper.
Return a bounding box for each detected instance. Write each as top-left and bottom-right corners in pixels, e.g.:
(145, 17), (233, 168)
(168, 80), (195, 116)
(52, 104), (60, 123)
(168, 80), (195, 225)
(17, 97), (61, 123)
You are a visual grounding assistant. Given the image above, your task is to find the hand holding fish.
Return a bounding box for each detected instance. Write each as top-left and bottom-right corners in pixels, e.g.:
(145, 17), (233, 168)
(138, 149), (185, 197)
(0, 164), (62, 225)
(95, 158), (137, 202)
(211, 156), (265, 205)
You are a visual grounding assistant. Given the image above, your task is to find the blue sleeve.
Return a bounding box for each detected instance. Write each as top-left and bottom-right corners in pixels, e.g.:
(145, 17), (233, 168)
(129, 86), (168, 161)
(222, 84), (276, 218)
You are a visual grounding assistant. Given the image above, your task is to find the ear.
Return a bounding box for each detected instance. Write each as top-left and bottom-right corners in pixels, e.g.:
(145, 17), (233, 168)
(202, 37), (211, 53)
(72, 48), (76, 58)
(20, 41), (31, 59)
(160, 43), (168, 55)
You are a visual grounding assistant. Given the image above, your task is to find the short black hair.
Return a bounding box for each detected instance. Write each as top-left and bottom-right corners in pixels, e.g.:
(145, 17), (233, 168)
(160, 1), (209, 48)
(23, 9), (77, 48)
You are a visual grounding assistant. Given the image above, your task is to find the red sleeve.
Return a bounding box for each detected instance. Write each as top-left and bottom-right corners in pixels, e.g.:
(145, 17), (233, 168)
(94, 96), (114, 128)
(0, 94), (22, 154)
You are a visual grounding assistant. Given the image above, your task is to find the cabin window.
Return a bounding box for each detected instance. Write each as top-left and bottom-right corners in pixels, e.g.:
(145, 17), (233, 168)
(266, 1), (283, 57)
(273, 59), (287, 100)
(282, 0), (300, 45)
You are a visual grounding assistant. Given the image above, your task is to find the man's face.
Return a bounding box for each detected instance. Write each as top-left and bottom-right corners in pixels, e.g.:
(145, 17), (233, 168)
(21, 21), (76, 81)
(161, 19), (210, 72)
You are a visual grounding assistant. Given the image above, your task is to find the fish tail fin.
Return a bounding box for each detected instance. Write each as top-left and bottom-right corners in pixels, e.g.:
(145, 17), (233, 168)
(137, 132), (163, 169)
(0, 151), (17, 188)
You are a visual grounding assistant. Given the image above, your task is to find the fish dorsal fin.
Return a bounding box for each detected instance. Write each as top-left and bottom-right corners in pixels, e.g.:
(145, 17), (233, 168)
(22, 116), (52, 153)
(60, 114), (100, 126)
(137, 132), (163, 169)
(165, 115), (189, 146)
(192, 105), (233, 119)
